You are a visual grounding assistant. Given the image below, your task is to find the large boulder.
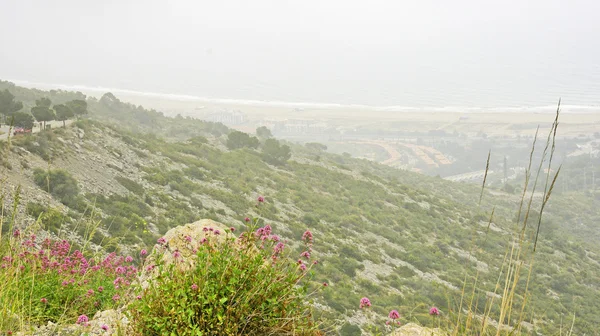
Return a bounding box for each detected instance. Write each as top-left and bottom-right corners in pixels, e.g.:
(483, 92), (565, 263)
(140, 219), (235, 282)
(389, 323), (447, 336)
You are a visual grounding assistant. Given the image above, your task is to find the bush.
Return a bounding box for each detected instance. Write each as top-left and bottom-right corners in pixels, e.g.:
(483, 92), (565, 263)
(262, 138), (291, 165)
(129, 220), (322, 335)
(226, 131), (259, 150)
(0, 235), (137, 328)
(33, 168), (80, 206)
(339, 323), (362, 336)
(25, 202), (47, 219)
(115, 176), (145, 196)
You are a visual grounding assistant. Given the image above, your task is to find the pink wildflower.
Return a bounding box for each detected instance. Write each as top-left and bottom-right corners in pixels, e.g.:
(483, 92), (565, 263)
(300, 263), (307, 271)
(191, 283), (199, 290)
(140, 249), (148, 257)
(157, 237), (166, 245)
(359, 297), (371, 309)
(136, 295), (142, 300)
(429, 307), (440, 316)
(389, 310), (400, 320)
(40, 298), (48, 304)
(76, 315), (89, 324)
(13, 229), (20, 238)
(125, 256), (133, 263)
(214, 230), (220, 235)
(244, 217), (251, 222)
(257, 196), (265, 203)
(273, 242), (285, 254)
(98, 286), (104, 292)
(101, 324), (109, 331)
(200, 238), (207, 244)
(230, 227), (236, 232)
(263, 225), (272, 235)
(300, 251), (311, 259)
(302, 230), (313, 242)
(112, 294), (120, 302)
(87, 289), (94, 296)
(185, 235), (192, 242)
(173, 250), (181, 259)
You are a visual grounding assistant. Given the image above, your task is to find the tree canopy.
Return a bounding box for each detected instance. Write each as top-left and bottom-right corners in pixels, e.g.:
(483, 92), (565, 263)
(31, 98), (55, 128)
(54, 104), (74, 127)
(0, 89), (23, 120)
(256, 126), (273, 139)
(262, 138), (291, 165)
(10, 112), (34, 130)
(35, 97), (52, 108)
(66, 99), (88, 119)
(226, 131), (259, 150)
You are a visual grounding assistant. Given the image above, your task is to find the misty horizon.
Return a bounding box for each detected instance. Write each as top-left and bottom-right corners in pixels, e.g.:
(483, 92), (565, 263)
(1, 0), (599, 108)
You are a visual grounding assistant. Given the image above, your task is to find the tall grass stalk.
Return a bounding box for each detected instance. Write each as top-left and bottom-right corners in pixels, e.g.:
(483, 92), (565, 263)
(451, 101), (562, 336)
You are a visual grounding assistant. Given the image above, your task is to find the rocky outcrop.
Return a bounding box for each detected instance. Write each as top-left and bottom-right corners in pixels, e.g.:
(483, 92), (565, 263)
(141, 219), (234, 279)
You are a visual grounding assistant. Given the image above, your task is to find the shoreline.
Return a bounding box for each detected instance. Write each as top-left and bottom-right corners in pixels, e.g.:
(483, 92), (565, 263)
(7, 79), (600, 115)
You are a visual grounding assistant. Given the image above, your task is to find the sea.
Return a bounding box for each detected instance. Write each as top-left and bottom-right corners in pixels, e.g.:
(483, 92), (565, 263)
(7, 78), (600, 115)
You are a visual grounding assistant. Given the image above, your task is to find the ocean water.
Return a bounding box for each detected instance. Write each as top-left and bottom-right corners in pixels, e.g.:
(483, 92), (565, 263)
(9, 78), (599, 115)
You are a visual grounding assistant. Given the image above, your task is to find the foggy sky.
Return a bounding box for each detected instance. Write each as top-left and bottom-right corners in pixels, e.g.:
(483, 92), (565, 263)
(1, 0), (599, 107)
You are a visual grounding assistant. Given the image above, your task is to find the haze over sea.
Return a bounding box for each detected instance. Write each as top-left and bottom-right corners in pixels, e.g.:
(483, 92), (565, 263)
(8, 76), (599, 115)
(2, 0), (599, 114)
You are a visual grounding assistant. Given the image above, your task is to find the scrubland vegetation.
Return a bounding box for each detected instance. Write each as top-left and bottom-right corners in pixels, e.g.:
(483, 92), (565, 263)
(1, 81), (599, 335)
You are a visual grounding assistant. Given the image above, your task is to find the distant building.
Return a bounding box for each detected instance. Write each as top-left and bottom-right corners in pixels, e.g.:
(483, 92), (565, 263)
(204, 110), (246, 125)
(264, 118), (329, 135)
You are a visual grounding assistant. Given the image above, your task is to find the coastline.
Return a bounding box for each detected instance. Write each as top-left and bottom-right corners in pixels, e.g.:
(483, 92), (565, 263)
(8, 79), (600, 115)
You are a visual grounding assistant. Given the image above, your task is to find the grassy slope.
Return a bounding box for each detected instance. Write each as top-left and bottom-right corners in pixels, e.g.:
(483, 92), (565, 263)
(1, 81), (600, 334)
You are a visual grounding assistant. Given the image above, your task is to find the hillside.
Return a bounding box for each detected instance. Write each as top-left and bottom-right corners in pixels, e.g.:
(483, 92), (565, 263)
(1, 82), (600, 335)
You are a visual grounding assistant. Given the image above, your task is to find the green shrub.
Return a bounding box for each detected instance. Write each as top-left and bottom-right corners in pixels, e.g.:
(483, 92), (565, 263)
(25, 202), (47, 219)
(33, 168), (80, 206)
(14, 130), (62, 161)
(339, 323), (362, 336)
(115, 176), (145, 196)
(262, 138), (291, 165)
(226, 131), (259, 150)
(129, 220), (322, 335)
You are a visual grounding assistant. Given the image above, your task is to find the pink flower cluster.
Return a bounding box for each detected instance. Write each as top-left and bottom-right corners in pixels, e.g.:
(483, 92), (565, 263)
(359, 297), (371, 309)
(296, 229), (317, 272)
(76, 314), (89, 325)
(2, 235), (139, 315)
(302, 230), (313, 243)
(254, 225), (281, 251)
